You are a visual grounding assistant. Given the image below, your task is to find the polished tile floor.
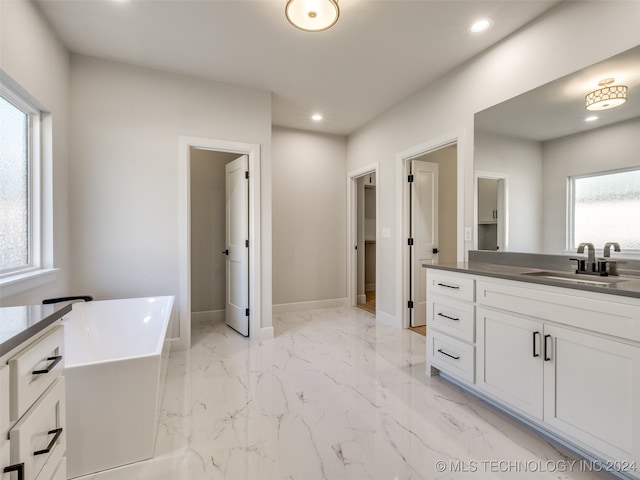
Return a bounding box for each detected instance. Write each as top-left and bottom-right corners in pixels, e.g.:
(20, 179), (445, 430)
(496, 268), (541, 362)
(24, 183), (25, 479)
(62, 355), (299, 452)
(79, 307), (609, 480)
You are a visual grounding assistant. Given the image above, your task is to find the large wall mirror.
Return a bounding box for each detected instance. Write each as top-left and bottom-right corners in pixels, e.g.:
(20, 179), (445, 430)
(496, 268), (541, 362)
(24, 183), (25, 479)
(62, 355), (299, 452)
(474, 45), (640, 254)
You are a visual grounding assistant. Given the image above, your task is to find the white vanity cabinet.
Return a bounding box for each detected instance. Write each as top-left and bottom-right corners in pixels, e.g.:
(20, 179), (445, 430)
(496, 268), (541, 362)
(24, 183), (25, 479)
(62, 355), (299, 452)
(426, 268), (640, 477)
(426, 270), (476, 384)
(1, 324), (66, 480)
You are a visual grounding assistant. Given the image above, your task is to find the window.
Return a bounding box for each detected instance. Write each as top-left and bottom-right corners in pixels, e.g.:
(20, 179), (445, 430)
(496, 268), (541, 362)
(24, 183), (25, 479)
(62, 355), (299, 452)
(1, 80), (43, 279)
(569, 168), (640, 251)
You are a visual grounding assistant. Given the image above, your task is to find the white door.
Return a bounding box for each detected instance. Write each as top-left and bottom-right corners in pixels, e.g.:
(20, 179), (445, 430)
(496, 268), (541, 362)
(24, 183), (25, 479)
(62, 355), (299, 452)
(410, 160), (438, 327)
(225, 155), (249, 336)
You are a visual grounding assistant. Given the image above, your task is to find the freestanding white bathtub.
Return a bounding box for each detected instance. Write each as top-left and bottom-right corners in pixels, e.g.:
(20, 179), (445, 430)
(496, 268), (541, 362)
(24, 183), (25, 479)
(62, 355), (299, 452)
(62, 296), (175, 478)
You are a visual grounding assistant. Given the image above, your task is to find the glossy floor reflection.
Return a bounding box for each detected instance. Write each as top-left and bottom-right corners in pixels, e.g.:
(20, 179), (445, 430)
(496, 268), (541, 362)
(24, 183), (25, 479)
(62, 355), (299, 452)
(77, 307), (608, 480)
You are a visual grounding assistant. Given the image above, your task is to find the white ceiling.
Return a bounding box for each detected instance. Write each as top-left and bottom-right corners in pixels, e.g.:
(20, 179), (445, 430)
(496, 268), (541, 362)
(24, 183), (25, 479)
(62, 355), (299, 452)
(476, 45), (640, 142)
(35, 0), (562, 136)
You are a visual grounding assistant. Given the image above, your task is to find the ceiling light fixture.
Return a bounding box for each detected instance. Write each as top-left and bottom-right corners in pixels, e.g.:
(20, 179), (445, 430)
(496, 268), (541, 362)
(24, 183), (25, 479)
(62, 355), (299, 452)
(285, 0), (340, 32)
(585, 78), (628, 111)
(585, 115), (599, 122)
(311, 113), (323, 121)
(470, 18), (493, 33)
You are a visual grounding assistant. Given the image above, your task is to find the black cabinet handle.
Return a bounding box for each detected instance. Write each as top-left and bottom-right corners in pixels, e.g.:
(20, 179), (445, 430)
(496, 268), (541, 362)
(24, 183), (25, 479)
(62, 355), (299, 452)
(437, 283), (460, 290)
(33, 355), (62, 375)
(3, 463), (24, 480)
(437, 312), (459, 322)
(437, 348), (460, 360)
(34, 428), (63, 456)
(532, 331), (540, 358)
(544, 334), (552, 361)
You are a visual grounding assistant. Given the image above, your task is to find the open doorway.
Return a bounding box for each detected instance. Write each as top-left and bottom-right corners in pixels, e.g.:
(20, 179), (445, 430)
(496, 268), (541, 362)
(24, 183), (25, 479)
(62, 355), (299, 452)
(347, 163), (379, 314)
(397, 134), (464, 332)
(178, 136), (263, 350)
(475, 171), (508, 251)
(356, 173), (376, 314)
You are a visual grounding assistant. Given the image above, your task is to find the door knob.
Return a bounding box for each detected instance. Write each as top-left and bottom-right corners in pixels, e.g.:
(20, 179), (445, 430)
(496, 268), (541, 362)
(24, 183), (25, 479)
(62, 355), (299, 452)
(222, 249), (229, 255)
(432, 248), (439, 254)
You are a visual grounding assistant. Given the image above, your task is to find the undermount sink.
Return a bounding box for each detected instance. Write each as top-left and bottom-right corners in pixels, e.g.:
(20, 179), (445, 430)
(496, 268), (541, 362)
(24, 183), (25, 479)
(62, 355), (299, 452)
(521, 270), (629, 287)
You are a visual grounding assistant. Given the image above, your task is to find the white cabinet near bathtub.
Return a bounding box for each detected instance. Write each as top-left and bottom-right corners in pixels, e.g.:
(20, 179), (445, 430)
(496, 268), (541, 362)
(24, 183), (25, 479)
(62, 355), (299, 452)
(1, 323), (67, 480)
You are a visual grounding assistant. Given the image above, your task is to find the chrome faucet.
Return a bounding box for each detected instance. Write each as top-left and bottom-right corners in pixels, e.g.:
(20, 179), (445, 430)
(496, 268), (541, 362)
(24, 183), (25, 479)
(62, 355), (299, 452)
(570, 242), (600, 275)
(577, 242), (596, 266)
(603, 242), (621, 257)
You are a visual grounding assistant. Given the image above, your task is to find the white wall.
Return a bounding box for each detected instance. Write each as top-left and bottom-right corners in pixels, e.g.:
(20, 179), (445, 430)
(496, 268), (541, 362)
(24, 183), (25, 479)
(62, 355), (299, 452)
(0, 0), (71, 306)
(475, 130), (542, 252)
(542, 117), (640, 252)
(68, 55), (272, 335)
(272, 127), (347, 307)
(347, 1), (640, 323)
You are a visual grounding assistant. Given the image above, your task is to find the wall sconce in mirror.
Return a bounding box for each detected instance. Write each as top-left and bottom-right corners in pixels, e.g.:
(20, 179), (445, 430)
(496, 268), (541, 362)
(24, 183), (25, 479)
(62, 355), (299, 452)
(585, 78), (628, 111)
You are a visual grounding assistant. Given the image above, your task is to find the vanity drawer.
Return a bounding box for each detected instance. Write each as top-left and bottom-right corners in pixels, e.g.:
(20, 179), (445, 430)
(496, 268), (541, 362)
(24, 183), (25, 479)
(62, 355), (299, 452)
(429, 297), (475, 342)
(427, 271), (475, 302)
(9, 377), (66, 480)
(9, 326), (64, 421)
(428, 332), (475, 384)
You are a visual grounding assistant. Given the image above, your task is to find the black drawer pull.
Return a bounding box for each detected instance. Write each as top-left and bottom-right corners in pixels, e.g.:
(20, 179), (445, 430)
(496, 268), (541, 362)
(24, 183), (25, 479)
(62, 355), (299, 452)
(544, 334), (552, 361)
(34, 428), (63, 456)
(437, 312), (459, 321)
(437, 348), (460, 360)
(3, 463), (24, 480)
(532, 331), (540, 358)
(33, 355), (63, 375)
(437, 282), (460, 290)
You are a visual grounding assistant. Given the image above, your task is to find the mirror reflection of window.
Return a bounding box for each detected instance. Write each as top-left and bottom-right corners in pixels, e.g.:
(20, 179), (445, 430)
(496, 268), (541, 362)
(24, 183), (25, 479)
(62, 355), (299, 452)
(570, 168), (640, 250)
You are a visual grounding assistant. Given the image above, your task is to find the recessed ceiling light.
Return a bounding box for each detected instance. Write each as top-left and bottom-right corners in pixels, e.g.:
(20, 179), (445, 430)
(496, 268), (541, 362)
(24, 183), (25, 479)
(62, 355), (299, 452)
(311, 113), (323, 121)
(470, 18), (493, 33)
(585, 115), (599, 122)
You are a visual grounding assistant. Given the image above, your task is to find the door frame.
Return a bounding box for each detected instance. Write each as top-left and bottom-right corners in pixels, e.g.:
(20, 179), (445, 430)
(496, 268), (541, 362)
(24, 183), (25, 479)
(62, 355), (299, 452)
(178, 136), (262, 350)
(396, 130), (466, 329)
(474, 170), (509, 251)
(347, 163), (380, 308)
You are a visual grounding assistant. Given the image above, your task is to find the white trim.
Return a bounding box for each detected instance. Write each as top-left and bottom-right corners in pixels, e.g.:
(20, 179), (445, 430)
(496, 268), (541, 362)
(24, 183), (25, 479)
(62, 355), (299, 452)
(375, 309), (399, 328)
(0, 268), (59, 298)
(178, 136), (262, 350)
(272, 297), (348, 314)
(346, 162), (379, 309)
(395, 129), (466, 330)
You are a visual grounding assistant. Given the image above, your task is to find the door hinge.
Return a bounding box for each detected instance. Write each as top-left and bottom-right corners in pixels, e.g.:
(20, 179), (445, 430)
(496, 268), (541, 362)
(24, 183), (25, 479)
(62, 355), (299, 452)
(245, 239), (249, 248)
(245, 308), (250, 316)
(245, 171), (249, 179)
(408, 238), (414, 246)
(408, 301), (414, 309)
(408, 174), (414, 183)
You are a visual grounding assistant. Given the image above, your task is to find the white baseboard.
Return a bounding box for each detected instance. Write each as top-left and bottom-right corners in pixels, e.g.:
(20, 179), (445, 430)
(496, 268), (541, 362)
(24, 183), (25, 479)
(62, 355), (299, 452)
(272, 297), (348, 314)
(357, 294), (367, 304)
(191, 309), (225, 324)
(365, 283), (376, 292)
(375, 309), (400, 328)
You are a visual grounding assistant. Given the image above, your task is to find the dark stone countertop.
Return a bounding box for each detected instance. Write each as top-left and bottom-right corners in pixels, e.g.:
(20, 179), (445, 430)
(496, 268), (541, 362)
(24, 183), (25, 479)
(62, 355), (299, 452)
(422, 260), (640, 299)
(0, 302), (73, 358)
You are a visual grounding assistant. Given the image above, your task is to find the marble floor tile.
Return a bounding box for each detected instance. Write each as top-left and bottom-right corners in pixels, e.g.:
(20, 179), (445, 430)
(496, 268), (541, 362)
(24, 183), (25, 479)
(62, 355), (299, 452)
(74, 307), (610, 480)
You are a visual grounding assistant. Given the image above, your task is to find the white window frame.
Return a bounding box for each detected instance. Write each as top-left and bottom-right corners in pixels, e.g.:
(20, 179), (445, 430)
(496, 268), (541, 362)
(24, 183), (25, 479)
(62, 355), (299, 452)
(1, 72), (57, 297)
(567, 167), (640, 255)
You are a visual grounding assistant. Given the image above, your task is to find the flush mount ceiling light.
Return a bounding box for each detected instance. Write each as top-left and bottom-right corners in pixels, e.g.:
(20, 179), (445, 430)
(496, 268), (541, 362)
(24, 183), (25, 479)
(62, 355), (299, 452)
(311, 113), (323, 121)
(285, 0), (339, 32)
(585, 78), (628, 111)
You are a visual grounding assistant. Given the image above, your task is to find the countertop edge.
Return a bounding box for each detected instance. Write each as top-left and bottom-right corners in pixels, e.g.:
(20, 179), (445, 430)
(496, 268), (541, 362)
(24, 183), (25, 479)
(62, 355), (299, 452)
(0, 303), (72, 358)
(423, 263), (640, 300)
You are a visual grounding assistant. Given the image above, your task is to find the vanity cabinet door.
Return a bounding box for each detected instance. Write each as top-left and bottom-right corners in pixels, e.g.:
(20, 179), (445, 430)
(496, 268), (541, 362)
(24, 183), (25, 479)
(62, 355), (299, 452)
(543, 325), (640, 464)
(476, 307), (543, 420)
